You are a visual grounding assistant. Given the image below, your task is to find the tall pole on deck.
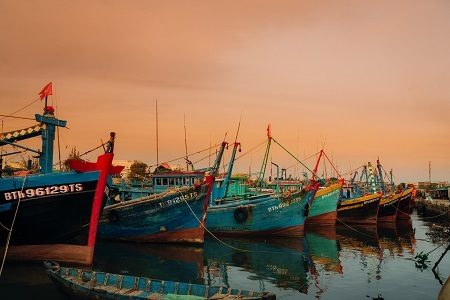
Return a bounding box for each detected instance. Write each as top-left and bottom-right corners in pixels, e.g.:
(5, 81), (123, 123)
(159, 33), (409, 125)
(156, 98), (159, 167)
(184, 113), (188, 170)
(429, 161), (431, 183)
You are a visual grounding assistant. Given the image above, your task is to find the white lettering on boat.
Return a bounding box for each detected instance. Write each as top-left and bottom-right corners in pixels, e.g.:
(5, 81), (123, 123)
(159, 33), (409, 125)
(3, 183), (84, 201)
(158, 192), (198, 208)
(267, 202), (290, 213)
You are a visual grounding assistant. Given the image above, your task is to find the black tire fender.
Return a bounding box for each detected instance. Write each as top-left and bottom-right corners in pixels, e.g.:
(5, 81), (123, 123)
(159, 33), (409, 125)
(234, 207), (249, 223)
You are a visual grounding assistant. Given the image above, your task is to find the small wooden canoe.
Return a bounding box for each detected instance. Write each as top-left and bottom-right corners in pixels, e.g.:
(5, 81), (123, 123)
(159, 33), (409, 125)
(45, 261), (276, 300)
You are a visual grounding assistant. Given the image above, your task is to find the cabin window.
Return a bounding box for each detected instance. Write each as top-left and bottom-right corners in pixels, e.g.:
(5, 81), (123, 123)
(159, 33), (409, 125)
(162, 178), (168, 185)
(169, 178), (174, 185)
(155, 178), (161, 186)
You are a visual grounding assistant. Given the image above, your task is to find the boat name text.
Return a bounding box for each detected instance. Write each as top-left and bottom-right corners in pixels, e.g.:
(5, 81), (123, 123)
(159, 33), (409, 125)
(159, 192), (198, 208)
(3, 183), (84, 201)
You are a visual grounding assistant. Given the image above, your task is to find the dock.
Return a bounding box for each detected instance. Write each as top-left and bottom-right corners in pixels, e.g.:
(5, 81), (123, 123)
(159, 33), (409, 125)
(416, 198), (450, 222)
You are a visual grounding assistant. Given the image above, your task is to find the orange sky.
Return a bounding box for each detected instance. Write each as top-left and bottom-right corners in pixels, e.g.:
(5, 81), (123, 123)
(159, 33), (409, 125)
(0, 0), (449, 182)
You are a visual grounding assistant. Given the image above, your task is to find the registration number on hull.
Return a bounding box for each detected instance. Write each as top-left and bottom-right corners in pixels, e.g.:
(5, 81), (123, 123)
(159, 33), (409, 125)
(3, 183), (84, 201)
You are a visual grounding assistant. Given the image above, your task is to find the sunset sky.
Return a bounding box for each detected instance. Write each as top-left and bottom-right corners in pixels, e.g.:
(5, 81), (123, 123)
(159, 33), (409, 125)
(0, 0), (449, 183)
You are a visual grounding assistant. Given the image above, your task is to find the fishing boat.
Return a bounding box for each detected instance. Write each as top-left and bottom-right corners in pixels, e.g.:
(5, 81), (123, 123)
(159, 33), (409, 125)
(0, 84), (122, 265)
(375, 159), (405, 223)
(45, 261), (276, 300)
(97, 142), (227, 244)
(98, 178), (213, 244)
(306, 181), (342, 226)
(337, 166), (381, 225)
(305, 151), (342, 226)
(337, 192), (381, 225)
(206, 139), (319, 237)
(396, 186), (415, 221)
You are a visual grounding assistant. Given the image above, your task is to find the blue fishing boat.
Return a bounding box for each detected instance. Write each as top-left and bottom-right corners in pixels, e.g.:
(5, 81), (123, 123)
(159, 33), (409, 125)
(97, 142), (228, 244)
(206, 137), (319, 237)
(305, 150), (342, 226)
(0, 83), (122, 265)
(45, 261), (276, 299)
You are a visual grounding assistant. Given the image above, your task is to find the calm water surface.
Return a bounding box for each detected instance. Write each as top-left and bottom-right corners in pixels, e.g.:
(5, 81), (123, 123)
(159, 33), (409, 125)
(0, 212), (449, 299)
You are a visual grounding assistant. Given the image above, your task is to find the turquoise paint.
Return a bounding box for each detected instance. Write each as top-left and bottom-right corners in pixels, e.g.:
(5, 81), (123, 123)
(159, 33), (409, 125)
(308, 185), (341, 218)
(206, 189), (315, 234)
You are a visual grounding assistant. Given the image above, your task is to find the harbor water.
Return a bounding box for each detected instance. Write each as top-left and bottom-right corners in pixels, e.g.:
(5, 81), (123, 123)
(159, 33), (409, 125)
(0, 212), (449, 299)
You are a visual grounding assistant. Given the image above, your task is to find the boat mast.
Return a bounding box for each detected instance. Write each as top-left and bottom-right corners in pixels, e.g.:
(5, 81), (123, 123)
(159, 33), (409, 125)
(156, 98), (159, 167)
(310, 149), (324, 182)
(257, 124), (272, 188)
(184, 113), (189, 170)
(222, 117), (242, 198)
(376, 158), (385, 193)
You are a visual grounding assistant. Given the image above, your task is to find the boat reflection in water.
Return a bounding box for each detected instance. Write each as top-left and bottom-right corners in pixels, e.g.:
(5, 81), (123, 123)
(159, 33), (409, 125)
(91, 221), (416, 299)
(203, 227), (342, 297)
(94, 240), (205, 284)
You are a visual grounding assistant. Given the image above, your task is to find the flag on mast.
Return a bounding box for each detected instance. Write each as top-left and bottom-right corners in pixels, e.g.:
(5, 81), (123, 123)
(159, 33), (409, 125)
(39, 82), (53, 100)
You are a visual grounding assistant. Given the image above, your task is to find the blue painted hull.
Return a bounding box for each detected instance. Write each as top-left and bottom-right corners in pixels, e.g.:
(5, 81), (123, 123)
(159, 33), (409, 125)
(0, 171), (101, 246)
(98, 183), (210, 243)
(206, 189), (316, 237)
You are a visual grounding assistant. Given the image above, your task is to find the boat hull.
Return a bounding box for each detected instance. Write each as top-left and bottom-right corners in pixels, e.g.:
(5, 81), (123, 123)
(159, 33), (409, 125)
(206, 190), (315, 237)
(337, 193), (381, 225)
(378, 191), (402, 223)
(0, 171), (106, 265)
(306, 182), (342, 226)
(98, 182), (211, 244)
(396, 188), (415, 220)
(0, 172), (100, 246)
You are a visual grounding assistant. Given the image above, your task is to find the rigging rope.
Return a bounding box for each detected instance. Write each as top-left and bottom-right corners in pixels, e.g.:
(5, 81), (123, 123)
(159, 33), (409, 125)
(271, 137), (319, 179)
(148, 143), (222, 168)
(182, 188), (307, 256)
(0, 115), (35, 121)
(0, 175), (28, 277)
(284, 151), (321, 171)
(0, 98), (40, 121)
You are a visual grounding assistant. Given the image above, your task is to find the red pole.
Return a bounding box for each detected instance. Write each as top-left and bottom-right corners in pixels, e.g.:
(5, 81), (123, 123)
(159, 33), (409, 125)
(86, 152), (114, 260)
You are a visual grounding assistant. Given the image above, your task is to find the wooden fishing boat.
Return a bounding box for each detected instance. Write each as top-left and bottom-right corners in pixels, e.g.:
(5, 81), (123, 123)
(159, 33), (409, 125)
(0, 84), (122, 265)
(396, 187), (415, 220)
(98, 177), (213, 244)
(337, 192), (381, 225)
(304, 150), (342, 226)
(378, 191), (402, 222)
(337, 165), (381, 224)
(206, 189), (317, 237)
(97, 142), (227, 244)
(45, 261), (276, 300)
(206, 141), (319, 237)
(305, 181), (342, 226)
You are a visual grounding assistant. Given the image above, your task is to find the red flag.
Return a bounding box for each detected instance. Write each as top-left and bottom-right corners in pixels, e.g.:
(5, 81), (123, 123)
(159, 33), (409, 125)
(39, 82), (52, 100)
(266, 124), (271, 138)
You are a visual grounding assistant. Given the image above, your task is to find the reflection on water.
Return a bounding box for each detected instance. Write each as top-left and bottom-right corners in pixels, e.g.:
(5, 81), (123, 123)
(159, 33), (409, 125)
(93, 224), (418, 299)
(1, 214), (448, 299)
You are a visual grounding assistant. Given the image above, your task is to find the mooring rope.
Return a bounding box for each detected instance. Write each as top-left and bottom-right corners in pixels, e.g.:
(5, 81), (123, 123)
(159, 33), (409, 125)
(182, 189), (308, 256)
(0, 175), (28, 277)
(336, 216), (378, 239)
(181, 193), (251, 252)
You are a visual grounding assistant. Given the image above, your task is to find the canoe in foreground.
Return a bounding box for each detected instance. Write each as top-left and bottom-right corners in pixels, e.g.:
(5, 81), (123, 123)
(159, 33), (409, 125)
(45, 261), (276, 300)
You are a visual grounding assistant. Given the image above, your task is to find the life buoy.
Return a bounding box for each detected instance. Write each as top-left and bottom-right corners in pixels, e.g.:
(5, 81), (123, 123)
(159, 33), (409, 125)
(234, 207), (248, 223)
(304, 203), (310, 217)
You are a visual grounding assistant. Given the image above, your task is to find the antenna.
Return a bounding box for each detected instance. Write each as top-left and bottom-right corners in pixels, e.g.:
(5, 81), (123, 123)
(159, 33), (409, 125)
(234, 111), (243, 143)
(156, 98), (159, 166)
(184, 113), (189, 170)
(429, 161), (431, 183)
